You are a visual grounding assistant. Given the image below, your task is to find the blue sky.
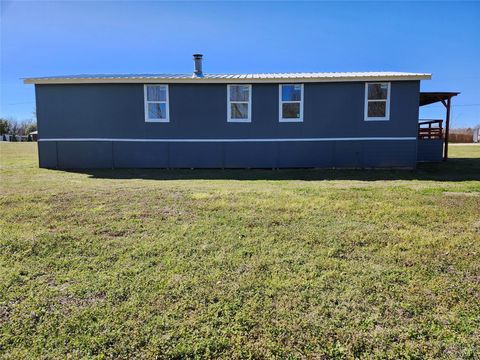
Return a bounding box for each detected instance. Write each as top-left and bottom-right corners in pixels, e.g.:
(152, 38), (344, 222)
(1, 1), (479, 127)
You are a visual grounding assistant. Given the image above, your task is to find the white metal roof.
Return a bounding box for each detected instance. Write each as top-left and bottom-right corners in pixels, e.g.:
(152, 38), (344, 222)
(23, 72), (431, 84)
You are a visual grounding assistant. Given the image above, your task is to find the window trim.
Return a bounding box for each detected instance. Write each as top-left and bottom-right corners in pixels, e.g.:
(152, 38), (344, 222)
(227, 84), (252, 123)
(364, 82), (391, 121)
(144, 84), (170, 123)
(279, 84), (304, 122)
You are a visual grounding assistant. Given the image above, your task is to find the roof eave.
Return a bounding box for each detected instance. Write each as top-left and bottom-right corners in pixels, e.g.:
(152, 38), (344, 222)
(23, 74), (432, 85)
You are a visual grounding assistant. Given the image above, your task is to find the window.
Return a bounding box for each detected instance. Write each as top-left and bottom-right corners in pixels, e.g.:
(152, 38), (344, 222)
(144, 85), (169, 122)
(364, 82), (390, 121)
(227, 85), (251, 122)
(279, 84), (303, 122)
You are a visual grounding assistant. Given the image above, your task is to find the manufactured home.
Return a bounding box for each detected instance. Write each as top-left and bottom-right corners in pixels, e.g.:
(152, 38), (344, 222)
(24, 54), (458, 169)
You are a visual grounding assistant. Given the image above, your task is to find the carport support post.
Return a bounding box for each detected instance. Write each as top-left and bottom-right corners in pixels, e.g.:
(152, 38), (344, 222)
(440, 96), (452, 161)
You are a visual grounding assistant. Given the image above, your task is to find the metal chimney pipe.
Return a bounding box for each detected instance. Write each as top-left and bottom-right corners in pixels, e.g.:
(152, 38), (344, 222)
(193, 54), (203, 77)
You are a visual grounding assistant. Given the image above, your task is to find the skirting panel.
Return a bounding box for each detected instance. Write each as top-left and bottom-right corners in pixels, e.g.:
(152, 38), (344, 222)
(417, 139), (443, 162)
(38, 140), (417, 169)
(38, 141), (58, 168)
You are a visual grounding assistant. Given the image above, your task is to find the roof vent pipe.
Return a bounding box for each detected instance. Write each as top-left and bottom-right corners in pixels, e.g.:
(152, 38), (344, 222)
(193, 54), (203, 77)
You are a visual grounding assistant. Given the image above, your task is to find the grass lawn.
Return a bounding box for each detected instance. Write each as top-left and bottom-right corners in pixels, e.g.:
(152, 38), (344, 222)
(1, 143), (479, 359)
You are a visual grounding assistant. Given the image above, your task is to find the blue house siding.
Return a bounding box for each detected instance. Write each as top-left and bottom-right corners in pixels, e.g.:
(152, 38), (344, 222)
(35, 81), (420, 169)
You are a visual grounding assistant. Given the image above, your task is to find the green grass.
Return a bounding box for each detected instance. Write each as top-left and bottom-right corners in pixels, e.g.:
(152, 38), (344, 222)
(1, 143), (479, 359)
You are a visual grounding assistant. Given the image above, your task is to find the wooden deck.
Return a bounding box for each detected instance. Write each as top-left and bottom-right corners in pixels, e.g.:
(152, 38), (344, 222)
(418, 119), (443, 140)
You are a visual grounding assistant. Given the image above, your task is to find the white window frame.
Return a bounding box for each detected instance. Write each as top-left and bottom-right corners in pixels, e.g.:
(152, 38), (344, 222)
(227, 84), (252, 123)
(144, 84), (170, 123)
(279, 84), (304, 122)
(364, 82), (391, 121)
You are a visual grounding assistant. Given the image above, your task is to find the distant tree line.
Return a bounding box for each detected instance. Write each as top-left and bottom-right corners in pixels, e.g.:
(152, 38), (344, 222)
(449, 126), (479, 143)
(0, 117), (37, 142)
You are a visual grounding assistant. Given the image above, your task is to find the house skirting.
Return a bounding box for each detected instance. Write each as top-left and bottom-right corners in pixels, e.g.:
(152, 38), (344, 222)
(417, 139), (444, 162)
(38, 138), (417, 169)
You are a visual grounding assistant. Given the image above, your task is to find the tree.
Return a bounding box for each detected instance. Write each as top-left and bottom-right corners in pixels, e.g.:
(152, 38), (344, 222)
(25, 122), (37, 134)
(0, 119), (11, 135)
(9, 120), (20, 136)
(0, 113), (37, 137)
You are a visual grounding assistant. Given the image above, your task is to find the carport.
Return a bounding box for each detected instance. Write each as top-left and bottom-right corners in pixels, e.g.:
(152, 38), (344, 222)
(418, 92), (459, 161)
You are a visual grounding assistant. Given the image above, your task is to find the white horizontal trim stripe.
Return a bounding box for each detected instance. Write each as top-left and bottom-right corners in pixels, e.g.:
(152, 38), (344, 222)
(39, 137), (416, 142)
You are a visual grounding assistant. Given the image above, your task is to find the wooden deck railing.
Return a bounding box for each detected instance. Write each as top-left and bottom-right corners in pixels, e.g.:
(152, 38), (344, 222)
(418, 119), (443, 140)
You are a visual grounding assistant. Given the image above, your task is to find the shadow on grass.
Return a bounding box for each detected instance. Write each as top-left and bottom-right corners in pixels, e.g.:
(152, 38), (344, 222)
(62, 157), (480, 182)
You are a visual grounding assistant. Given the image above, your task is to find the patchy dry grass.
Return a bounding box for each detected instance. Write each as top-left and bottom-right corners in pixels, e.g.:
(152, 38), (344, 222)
(1, 143), (479, 359)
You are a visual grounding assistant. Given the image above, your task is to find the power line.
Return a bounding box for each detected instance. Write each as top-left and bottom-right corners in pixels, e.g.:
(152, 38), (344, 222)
(2, 101), (35, 105)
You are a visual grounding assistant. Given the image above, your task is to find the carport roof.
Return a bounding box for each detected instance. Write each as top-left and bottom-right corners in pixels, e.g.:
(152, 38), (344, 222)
(419, 92), (460, 106)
